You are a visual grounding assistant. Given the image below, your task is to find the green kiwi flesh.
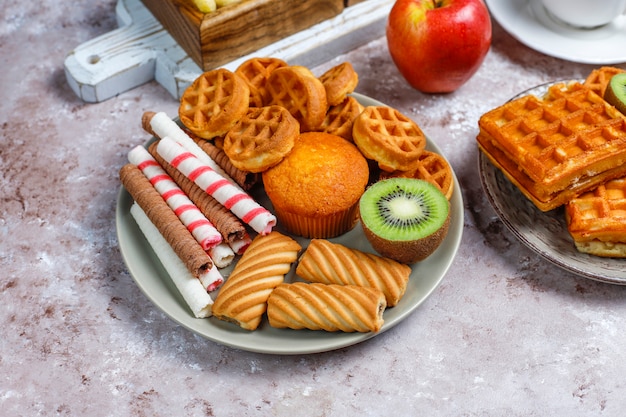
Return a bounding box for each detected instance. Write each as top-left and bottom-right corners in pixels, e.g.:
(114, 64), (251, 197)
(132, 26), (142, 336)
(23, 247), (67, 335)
(359, 178), (450, 264)
(604, 73), (626, 115)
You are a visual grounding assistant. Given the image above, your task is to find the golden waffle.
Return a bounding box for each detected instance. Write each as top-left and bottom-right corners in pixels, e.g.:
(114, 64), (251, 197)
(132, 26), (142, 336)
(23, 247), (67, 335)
(235, 57), (288, 107)
(565, 177), (626, 257)
(352, 106), (427, 172)
(318, 95), (364, 141)
(583, 66), (625, 97)
(179, 68), (250, 139)
(380, 150), (454, 200)
(266, 65), (328, 132)
(222, 105), (300, 173)
(319, 62), (359, 106)
(477, 82), (626, 211)
(267, 282), (386, 333)
(211, 231), (301, 331)
(296, 239), (411, 307)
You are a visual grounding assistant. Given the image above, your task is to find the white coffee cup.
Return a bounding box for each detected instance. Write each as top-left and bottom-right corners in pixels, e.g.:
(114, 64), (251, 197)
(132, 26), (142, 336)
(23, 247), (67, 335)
(540, 0), (626, 28)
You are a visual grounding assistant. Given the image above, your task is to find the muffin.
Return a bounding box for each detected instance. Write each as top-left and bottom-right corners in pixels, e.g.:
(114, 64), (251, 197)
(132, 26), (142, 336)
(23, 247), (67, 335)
(262, 132), (369, 238)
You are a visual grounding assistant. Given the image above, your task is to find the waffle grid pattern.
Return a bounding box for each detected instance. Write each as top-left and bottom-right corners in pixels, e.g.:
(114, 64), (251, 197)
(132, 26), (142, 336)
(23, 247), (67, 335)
(481, 83), (626, 188)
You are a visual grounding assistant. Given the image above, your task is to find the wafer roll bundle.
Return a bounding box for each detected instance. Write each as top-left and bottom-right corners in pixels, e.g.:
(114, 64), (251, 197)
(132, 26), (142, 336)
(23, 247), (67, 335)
(267, 282), (386, 333)
(156, 136), (277, 235)
(143, 111), (242, 189)
(147, 141), (249, 247)
(211, 231), (302, 330)
(128, 145), (223, 251)
(296, 239), (411, 307)
(190, 133), (260, 190)
(130, 203), (214, 318)
(119, 163), (213, 277)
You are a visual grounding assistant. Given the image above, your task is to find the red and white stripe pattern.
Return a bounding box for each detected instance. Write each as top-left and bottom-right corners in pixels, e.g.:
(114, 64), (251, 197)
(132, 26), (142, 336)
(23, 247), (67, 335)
(148, 112), (240, 189)
(200, 264), (224, 292)
(128, 145), (223, 251)
(157, 137), (277, 235)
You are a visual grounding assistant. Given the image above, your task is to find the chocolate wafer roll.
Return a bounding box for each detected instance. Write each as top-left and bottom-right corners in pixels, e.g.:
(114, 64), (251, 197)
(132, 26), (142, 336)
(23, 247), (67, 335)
(147, 141), (248, 244)
(189, 132), (260, 191)
(119, 163), (213, 276)
(267, 282), (386, 333)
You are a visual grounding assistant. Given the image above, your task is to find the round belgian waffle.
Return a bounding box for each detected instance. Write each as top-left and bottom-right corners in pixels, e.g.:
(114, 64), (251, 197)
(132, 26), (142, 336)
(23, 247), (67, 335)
(223, 105), (299, 173)
(379, 150), (454, 200)
(178, 68), (250, 139)
(318, 95), (364, 141)
(236, 57), (288, 107)
(319, 62), (359, 106)
(266, 66), (328, 132)
(352, 106), (427, 172)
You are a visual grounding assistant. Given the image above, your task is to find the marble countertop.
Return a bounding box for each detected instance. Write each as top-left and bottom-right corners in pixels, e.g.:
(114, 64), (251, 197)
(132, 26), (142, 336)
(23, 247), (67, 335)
(2, 1), (626, 416)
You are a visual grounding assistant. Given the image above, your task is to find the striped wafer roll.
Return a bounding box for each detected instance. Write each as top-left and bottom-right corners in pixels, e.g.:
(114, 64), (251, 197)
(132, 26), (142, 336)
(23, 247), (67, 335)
(296, 239), (411, 307)
(211, 231), (302, 330)
(141, 111), (261, 191)
(200, 264), (224, 292)
(128, 145), (222, 251)
(190, 132), (260, 191)
(156, 136), (277, 235)
(267, 282), (386, 333)
(147, 141), (248, 246)
(143, 111), (242, 188)
(208, 242), (235, 269)
(130, 203), (213, 318)
(120, 163), (213, 275)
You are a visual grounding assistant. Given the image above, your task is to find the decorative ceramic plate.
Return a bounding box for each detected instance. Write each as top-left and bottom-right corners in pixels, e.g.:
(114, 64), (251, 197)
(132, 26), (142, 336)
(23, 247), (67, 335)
(116, 93), (464, 354)
(478, 81), (625, 284)
(486, 0), (626, 64)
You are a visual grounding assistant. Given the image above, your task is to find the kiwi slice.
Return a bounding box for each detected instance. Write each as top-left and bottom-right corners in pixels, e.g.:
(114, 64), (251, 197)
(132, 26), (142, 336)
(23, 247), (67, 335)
(359, 178), (450, 264)
(604, 73), (626, 115)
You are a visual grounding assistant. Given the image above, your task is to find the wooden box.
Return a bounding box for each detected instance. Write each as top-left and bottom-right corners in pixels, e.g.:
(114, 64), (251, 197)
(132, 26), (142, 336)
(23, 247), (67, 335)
(141, 0), (346, 71)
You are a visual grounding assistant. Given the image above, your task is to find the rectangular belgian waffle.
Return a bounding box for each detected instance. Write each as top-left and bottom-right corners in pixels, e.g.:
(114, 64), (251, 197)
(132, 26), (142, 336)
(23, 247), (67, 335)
(477, 81), (626, 211)
(565, 177), (626, 257)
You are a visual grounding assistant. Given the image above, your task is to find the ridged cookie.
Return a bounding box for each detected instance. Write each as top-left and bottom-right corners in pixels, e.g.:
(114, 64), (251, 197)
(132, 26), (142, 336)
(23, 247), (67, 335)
(211, 231), (301, 330)
(267, 282), (386, 332)
(296, 239), (411, 307)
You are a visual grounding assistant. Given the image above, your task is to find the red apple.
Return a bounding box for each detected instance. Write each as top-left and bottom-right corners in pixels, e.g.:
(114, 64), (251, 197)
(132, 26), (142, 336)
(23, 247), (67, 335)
(386, 0), (492, 93)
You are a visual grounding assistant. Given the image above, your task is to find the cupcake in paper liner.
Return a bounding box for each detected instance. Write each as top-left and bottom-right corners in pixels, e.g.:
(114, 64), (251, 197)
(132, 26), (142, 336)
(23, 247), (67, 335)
(262, 132), (369, 239)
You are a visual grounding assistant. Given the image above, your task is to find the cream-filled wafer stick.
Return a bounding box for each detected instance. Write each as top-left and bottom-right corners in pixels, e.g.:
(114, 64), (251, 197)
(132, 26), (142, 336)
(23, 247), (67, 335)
(189, 132), (260, 191)
(208, 242), (235, 268)
(228, 233), (252, 255)
(128, 145), (222, 251)
(200, 264), (224, 292)
(143, 111), (243, 190)
(147, 141), (249, 246)
(120, 163), (213, 275)
(130, 203), (213, 318)
(157, 137), (277, 235)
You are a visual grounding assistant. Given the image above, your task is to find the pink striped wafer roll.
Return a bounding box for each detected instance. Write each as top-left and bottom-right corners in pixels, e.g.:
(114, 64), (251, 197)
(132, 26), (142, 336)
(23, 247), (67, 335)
(200, 264), (224, 292)
(208, 242), (236, 269)
(128, 145), (223, 251)
(156, 137), (277, 235)
(229, 232), (252, 255)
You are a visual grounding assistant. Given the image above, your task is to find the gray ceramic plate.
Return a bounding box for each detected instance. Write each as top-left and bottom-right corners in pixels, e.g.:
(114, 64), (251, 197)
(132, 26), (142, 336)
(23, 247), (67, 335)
(478, 81), (625, 284)
(116, 93), (464, 354)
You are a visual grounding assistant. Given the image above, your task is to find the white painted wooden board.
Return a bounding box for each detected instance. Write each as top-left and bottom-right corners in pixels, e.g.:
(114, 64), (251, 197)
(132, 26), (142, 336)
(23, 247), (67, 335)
(64, 0), (393, 103)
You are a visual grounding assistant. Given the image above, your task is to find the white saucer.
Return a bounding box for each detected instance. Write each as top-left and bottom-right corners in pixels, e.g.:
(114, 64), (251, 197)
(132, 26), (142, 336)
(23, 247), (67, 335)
(485, 0), (626, 64)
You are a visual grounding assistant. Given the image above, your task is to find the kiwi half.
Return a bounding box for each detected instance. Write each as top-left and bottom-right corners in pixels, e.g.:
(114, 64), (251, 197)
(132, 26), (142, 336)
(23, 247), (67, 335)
(604, 73), (626, 115)
(359, 178), (450, 264)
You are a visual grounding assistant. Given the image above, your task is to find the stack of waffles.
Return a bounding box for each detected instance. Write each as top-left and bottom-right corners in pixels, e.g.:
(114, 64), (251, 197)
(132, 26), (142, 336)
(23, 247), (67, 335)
(477, 69), (626, 258)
